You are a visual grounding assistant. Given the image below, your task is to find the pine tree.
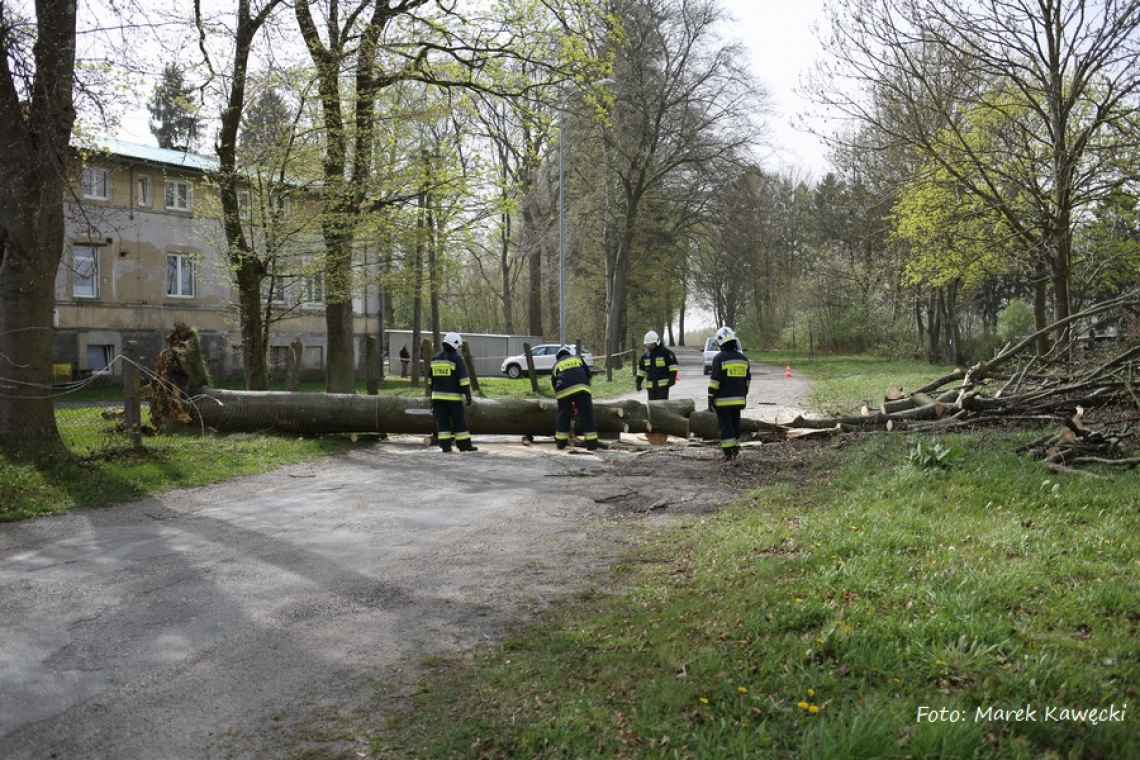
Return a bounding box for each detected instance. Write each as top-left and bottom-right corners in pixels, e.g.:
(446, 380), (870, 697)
(148, 63), (201, 151)
(240, 88), (292, 163)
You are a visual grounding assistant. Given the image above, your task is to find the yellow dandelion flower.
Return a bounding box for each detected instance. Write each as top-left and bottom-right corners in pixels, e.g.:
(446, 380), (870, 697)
(737, 687), (748, 695)
(808, 705), (819, 714)
(798, 701), (809, 710)
(699, 696), (709, 704)
(806, 688), (815, 698)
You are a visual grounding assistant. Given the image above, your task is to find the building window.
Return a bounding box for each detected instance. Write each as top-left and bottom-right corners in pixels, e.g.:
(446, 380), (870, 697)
(136, 176), (151, 207)
(86, 344), (115, 374)
(263, 274), (288, 305)
(302, 273), (324, 306)
(303, 345), (323, 369)
(81, 167), (110, 200)
(72, 246), (99, 298)
(270, 345), (291, 369)
(166, 253), (196, 297)
(165, 179), (192, 211)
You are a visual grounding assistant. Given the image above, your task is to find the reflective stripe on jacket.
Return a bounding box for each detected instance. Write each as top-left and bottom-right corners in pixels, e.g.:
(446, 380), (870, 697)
(430, 347), (471, 402)
(638, 345), (680, 387)
(552, 354), (592, 399)
(708, 348), (750, 408)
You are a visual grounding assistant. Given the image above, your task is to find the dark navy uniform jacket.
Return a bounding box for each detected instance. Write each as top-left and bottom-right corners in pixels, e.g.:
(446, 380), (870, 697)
(637, 345), (680, 390)
(707, 346), (750, 408)
(430, 347), (471, 402)
(551, 353), (592, 399)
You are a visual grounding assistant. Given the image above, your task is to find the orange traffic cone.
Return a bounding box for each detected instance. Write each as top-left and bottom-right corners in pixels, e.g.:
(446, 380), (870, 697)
(784, 365), (792, 379)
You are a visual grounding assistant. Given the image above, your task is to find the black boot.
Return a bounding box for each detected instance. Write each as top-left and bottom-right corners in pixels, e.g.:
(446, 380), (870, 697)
(458, 441), (479, 452)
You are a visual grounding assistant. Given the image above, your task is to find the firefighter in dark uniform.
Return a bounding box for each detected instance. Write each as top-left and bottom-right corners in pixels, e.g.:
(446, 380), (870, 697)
(551, 345), (598, 451)
(636, 329), (681, 401)
(430, 332), (477, 452)
(707, 326), (750, 463)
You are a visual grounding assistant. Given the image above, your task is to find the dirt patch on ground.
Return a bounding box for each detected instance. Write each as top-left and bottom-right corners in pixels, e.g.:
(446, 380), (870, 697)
(580, 438), (840, 516)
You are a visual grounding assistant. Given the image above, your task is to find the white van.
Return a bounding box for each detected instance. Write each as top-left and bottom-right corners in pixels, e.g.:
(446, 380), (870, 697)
(703, 336), (743, 374)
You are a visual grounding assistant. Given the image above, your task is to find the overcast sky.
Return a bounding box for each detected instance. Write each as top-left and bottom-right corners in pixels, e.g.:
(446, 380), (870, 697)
(718, 0), (833, 179)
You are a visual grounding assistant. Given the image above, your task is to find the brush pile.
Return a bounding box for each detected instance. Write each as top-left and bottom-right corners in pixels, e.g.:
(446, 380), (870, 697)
(785, 290), (1140, 472)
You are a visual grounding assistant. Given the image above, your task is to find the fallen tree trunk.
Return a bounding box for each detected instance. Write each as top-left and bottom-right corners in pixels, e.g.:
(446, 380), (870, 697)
(193, 389), (632, 436)
(187, 389), (792, 442)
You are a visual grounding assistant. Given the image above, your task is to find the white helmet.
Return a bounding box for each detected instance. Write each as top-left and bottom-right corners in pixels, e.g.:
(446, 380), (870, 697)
(556, 344), (573, 358)
(715, 326), (737, 347)
(442, 332), (463, 350)
(643, 330), (659, 347)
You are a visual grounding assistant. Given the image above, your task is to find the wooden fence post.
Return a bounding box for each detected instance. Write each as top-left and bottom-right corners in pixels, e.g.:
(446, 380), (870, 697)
(123, 342), (142, 449)
(460, 341), (484, 397)
(523, 343), (539, 394)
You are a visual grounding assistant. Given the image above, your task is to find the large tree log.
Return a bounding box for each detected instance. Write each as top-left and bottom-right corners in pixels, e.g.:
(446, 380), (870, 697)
(193, 389), (634, 436)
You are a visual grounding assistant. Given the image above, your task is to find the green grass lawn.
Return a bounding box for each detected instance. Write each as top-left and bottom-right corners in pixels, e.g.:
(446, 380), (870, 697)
(1, 406), (352, 522)
(754, 352), (958, 416)
(381, 432), (1139, 759)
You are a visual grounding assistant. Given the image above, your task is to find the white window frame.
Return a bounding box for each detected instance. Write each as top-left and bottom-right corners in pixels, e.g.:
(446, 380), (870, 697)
(165, 179), (192, 212)
(264, 269), (288, 306)
(81, 167), (110, 201)
(302, 272), (324, 308)
(72, 245), (99, 299)
(136, 175), (151, 207)
(166, 253), (196, 298)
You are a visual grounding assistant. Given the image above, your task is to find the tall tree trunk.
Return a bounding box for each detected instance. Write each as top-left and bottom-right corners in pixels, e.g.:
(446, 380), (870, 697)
(1033, 271), (1050, 354)
(1051, 222), (1072, 343)
(0, 1), (79, 456)
(501, 209), (514, 333)
(236, 262), (269, 389)
(678, 276), (686, 346)
(428, 192), (441, 350)
(604, 212), (637, 374)
(410, 192), (425, 384)
(324, 231), (356, 392)
(544, 234), (558, 340)
(208, 0), (282, 391)
(523, 199), (542, 336)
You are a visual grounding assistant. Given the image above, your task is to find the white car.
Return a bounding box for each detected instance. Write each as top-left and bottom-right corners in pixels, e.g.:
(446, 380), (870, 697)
(703, 336), (744, 374)
(501, 344), (595, 378)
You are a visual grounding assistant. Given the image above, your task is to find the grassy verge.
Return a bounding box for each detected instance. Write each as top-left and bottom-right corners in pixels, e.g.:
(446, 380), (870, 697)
(2, 406), (352, 522)
(381, 433), (1139, 759)
(754, 352), (957, 415)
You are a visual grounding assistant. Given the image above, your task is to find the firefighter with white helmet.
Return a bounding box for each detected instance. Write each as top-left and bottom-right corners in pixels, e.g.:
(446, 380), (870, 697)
(430, 332), (477, 452)
(636, 329), (681, 401)
(707, 326), (750, 463)
(551, 345), (598, 451)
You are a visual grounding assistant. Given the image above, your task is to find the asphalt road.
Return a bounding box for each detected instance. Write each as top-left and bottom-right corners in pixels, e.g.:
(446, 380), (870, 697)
(612, 345), (813, 422)
(0, 444), (638, 759)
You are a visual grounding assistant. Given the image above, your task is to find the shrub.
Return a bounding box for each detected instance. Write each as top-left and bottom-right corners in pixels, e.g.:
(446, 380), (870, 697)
(997, 299), (1035, 341)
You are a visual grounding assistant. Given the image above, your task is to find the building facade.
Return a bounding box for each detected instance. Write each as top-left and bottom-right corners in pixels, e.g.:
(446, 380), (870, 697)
(53, 139), (379, 382)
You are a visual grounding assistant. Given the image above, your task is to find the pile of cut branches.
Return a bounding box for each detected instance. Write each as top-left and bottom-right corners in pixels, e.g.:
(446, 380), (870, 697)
(788, 290), (1140, 472)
